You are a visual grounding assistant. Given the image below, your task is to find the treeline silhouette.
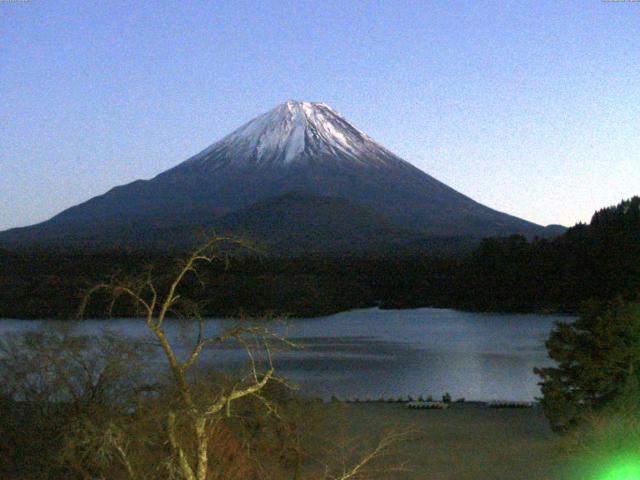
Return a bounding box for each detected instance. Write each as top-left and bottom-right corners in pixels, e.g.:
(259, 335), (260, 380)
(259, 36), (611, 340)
(1, 197), (638, 319)
(455, 196), (640, 312)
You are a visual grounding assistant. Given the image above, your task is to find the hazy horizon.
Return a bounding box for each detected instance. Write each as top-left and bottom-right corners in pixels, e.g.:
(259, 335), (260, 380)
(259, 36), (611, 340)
(2, 0), (639, 231)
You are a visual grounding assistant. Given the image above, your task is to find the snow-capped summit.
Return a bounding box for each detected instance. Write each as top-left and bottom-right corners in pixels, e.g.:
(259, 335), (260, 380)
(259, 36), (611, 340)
(182, 100), (408, 170)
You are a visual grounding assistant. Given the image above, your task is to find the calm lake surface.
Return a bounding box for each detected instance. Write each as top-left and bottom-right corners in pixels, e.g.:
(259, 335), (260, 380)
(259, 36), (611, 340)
(0, 308), (573, 402)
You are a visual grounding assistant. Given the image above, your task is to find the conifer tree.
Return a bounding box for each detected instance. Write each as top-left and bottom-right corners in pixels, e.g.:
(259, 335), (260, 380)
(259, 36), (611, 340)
(535, 298), (640, 432)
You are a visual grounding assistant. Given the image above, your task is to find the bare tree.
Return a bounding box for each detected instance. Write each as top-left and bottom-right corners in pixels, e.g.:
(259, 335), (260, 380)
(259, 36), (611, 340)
(78, 236), (292, 480)
(74, 236), (412, 480)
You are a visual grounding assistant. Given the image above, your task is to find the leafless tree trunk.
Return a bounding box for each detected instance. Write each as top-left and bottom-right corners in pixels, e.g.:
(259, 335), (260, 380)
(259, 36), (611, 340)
(79, 237), (283, 480)
(77, 236), (411, 480)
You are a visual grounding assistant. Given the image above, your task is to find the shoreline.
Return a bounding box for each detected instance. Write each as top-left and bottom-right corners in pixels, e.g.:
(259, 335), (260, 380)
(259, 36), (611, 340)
(0, 303), (578, 322)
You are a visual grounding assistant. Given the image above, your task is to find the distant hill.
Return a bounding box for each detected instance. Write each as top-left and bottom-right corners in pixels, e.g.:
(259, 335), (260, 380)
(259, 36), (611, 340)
(541, 224), (567, 237)
(213, 192), (480, 254)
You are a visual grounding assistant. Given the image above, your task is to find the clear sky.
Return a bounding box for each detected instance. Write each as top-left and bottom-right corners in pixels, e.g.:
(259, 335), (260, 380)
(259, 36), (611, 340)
(1, 0), (639, 231)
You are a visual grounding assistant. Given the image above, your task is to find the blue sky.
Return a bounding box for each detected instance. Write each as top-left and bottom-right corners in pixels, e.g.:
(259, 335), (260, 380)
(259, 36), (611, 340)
(1, 0), (639, 230)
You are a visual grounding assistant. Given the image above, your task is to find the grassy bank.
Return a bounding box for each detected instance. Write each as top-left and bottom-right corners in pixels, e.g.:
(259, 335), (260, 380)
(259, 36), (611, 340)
(311, 402), (566, 480)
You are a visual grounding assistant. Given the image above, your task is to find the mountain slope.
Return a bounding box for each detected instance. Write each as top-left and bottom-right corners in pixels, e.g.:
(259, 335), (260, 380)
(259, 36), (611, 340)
(213, 192), (435, 254)
(0, 100), (555, 250)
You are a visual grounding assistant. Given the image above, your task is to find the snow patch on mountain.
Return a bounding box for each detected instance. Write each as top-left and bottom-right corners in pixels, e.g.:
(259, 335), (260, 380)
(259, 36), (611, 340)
(182, 100), (405, 169)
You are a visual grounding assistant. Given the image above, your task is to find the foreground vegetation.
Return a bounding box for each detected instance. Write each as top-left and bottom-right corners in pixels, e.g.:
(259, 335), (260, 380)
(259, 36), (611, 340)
(534, 293), (640, 479)
(0, 238), (410, 480)
(0, 331), (408, 479)
(322, 402), (561, 480)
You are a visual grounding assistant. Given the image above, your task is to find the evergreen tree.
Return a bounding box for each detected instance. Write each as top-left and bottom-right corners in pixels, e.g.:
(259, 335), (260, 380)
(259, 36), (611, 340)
(535, 298), (640, 432)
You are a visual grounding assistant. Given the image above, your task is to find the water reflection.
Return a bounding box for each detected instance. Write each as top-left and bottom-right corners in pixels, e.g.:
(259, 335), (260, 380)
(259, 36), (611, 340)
(0, 308), (573, 401)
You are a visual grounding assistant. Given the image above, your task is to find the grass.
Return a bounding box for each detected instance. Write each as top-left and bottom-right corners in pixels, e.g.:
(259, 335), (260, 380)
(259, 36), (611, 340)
(310, 401), (566, 480)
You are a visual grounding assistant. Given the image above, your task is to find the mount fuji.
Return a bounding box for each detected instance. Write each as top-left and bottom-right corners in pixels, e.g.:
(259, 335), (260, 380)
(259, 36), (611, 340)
(0, 100), (558, 252)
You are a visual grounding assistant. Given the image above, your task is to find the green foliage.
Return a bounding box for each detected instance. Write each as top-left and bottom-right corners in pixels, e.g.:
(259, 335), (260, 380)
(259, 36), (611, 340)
(535, 298), (640, 432)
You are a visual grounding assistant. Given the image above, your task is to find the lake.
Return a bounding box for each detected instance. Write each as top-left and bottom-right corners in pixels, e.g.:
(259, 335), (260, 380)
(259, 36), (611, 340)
(0, 308), (573, 402)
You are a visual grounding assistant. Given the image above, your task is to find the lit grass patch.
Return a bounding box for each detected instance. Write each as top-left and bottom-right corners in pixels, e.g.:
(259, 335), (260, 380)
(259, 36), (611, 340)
(599, 456), (640, 480)
(559, 412), (640, 480)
